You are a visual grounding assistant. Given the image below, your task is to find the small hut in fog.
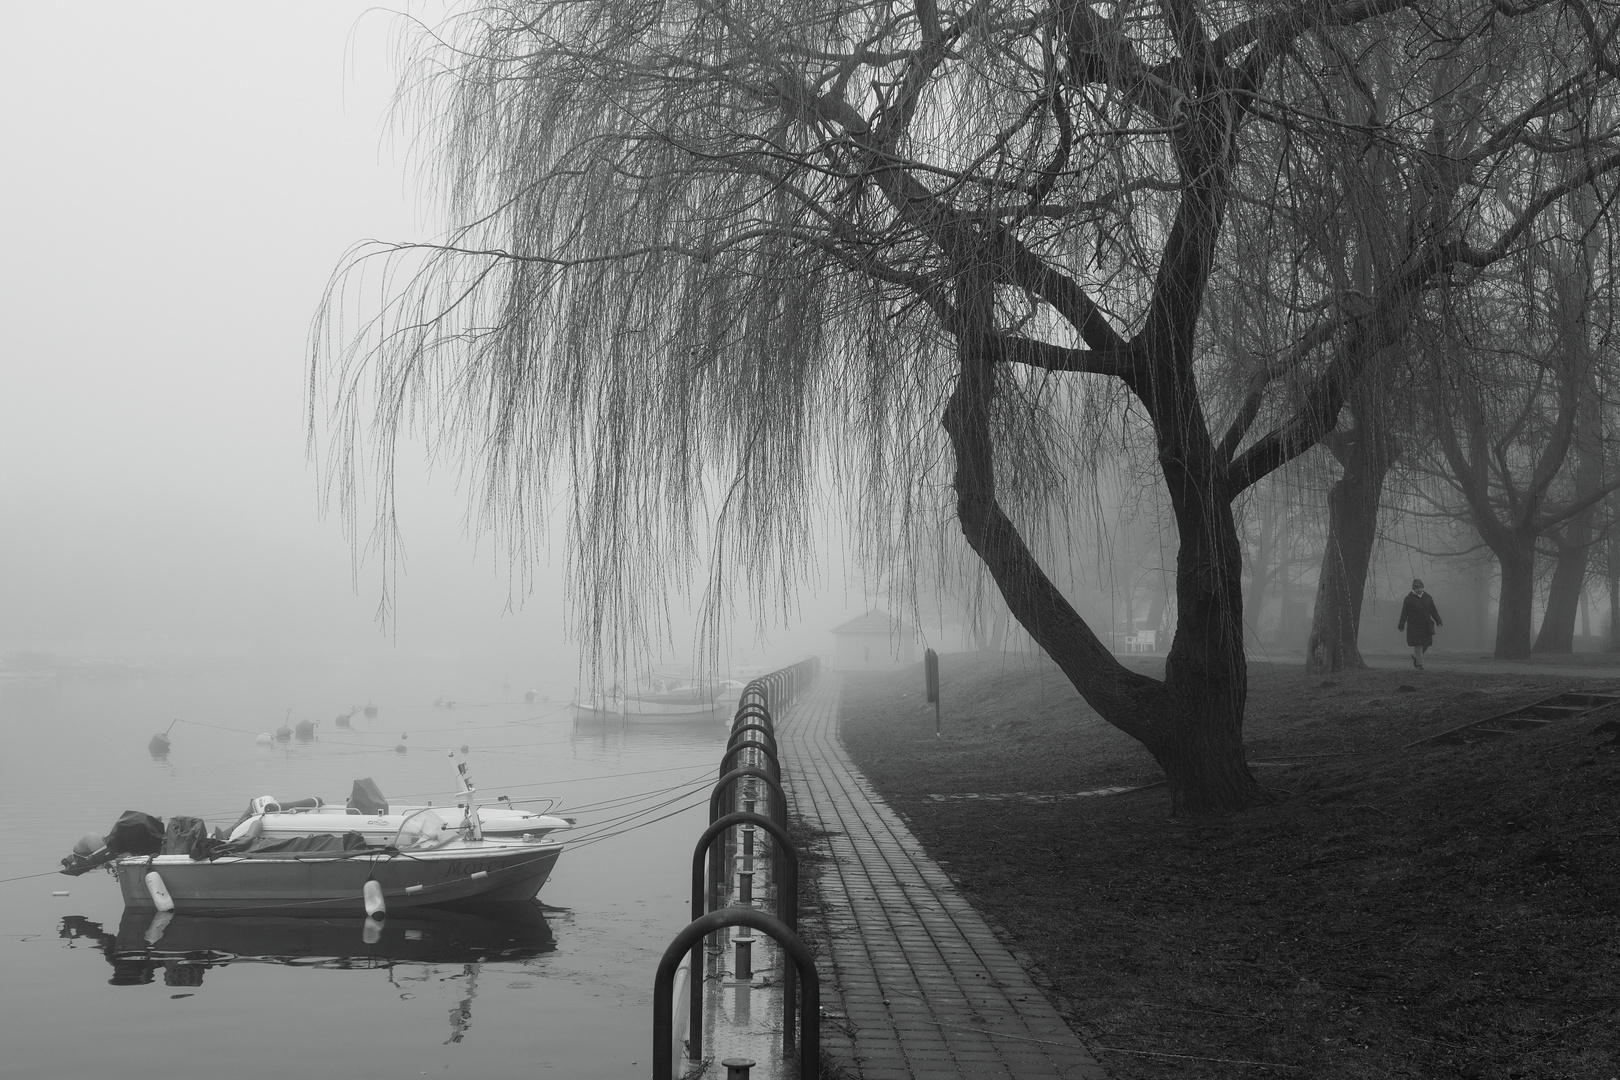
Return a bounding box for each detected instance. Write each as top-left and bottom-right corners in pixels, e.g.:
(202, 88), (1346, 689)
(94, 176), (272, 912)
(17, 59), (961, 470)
(830, 610), (918, 671)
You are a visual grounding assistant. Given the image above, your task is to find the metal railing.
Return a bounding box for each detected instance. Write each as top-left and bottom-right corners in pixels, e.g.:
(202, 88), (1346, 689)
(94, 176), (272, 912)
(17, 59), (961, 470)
(652, 657), (821, 1079)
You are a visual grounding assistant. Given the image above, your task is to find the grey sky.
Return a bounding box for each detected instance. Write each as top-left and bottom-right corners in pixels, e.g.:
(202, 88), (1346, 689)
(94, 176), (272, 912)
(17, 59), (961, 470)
(0, 3), (868, 673)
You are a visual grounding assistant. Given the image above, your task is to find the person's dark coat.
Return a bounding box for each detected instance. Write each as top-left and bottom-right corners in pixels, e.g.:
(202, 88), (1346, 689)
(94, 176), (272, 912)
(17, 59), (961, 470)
(1398, 591), (1442, 647)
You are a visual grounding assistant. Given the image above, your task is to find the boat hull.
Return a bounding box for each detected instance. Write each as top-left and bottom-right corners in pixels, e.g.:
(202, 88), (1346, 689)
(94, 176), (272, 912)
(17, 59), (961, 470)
(114, 841), (562, 914)
(573, 699), (724, 723)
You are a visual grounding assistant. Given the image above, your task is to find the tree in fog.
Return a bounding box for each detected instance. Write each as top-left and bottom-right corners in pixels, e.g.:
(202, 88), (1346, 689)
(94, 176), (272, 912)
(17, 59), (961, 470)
(316, 0), (1620, 812)
(1209, 21), (1620, 671)
(1412, 183), (1620, 660)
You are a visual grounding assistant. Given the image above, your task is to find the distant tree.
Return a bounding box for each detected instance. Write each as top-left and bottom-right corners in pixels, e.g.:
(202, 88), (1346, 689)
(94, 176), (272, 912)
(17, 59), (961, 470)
(316, 0), (1620, 812)
(1417, 251), (1620, 660)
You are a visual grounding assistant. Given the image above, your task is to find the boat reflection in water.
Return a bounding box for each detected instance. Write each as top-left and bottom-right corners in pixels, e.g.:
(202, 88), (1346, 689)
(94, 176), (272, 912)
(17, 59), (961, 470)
(59, 901), (557, 988)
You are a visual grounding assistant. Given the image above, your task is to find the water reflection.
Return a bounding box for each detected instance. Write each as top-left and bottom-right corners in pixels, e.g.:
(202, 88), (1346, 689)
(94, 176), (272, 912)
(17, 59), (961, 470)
(58, 901), (557, 987)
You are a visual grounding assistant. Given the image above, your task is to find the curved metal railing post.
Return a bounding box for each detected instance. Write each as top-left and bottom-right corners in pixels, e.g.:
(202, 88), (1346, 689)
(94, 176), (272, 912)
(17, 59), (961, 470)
(688, 810), (801, 1059)
(654, 907), (819, 1080)
(719, 740), (780, 782)
(726, 722), (778, 757)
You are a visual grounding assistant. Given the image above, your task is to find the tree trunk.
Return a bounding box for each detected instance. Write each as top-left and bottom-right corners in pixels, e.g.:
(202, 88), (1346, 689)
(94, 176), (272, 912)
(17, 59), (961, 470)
(1244, 506), (1275, 648)
(1609, 530), (1620, 651)
(1495, 545), (1536, 660)
(941, 295), (1263, 815)
(1533, 541), (1589, 653)
(1154, 433), (1267, 813)
(1145, 573), (1169, 635)
(1305, 417), (1394, 674)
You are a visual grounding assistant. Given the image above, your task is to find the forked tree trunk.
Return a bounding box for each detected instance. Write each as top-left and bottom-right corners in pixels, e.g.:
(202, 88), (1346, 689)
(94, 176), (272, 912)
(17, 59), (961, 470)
(942, 302), (1263, 814)
(1494, 545), (1536, 660)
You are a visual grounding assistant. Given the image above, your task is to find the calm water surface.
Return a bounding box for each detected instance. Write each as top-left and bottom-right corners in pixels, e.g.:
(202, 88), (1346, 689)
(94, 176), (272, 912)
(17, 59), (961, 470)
(0, 660), (729, 1079)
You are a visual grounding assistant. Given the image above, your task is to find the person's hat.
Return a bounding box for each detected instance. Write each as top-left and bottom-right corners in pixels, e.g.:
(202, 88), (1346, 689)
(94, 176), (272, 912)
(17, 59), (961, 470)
(1412, 578), (1424, 589)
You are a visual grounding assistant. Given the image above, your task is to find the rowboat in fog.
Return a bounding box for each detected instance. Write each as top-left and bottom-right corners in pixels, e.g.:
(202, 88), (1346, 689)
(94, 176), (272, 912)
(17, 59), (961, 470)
(573, 675), (731, 722)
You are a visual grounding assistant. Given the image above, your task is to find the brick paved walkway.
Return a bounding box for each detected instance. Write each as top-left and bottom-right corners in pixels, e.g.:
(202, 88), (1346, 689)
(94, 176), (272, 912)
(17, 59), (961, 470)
(777, 674), (1106, 1080)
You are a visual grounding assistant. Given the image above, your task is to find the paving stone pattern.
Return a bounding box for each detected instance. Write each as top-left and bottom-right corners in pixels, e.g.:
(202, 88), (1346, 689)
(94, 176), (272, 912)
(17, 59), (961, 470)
(778, 674), (1107, 1080)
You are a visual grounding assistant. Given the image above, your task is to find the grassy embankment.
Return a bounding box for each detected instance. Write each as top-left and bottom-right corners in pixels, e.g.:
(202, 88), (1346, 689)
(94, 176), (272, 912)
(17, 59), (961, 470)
(837, 652), (1620, 1080)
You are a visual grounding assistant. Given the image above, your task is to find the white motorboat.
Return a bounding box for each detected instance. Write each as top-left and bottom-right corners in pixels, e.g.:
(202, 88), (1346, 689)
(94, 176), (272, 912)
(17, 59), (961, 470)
(60, 768), (567, 915)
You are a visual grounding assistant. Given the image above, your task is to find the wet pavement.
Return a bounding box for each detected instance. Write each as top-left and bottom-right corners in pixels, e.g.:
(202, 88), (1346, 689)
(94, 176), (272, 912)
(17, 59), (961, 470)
(779, 674), (1106, 1080)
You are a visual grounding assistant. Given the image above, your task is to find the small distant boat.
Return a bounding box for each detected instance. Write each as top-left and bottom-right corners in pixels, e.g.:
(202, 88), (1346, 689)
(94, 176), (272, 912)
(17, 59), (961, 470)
(574, 674), (728, 723)
(573, 693), (725, 723)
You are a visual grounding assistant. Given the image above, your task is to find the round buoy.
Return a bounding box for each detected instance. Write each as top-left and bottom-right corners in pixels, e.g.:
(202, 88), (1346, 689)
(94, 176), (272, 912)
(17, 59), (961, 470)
(394, 744), (407, 754)
(145, 870), (175, 913)
(524, 689), (536, 703)
(335, 713), (350, 728)
(148, 733), (171, 755)
(255, 732), (272, 745)
(364, 702), (377, 718)
(294, 719), (316, 740)
(363, 879), (386, 920)
(460, 744), (469, 753)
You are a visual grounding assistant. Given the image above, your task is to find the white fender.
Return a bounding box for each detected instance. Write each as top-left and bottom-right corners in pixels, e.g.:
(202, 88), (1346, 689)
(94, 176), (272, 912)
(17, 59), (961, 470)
(363, 879), (385, 920)
(144, 870), (175, 913)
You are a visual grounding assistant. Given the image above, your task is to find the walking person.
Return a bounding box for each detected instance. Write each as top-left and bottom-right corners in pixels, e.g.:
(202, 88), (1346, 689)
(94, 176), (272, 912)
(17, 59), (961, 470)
(1398, 578), (1442, 669)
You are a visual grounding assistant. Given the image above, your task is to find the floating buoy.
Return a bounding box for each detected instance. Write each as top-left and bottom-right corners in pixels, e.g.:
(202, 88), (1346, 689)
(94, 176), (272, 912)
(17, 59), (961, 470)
(394, 744), (407, 754)
(363, 702), (377, 718)
(363, 879), (385, 920)
(524, 689), (537, 703)
(275, 727), (292, 741)
(294, 719), (317, 740)
(255, 732), (272, 745)
(460, 744), (469, 754)
(145, 870), (175, 913)
(51, 890), (68, 898)
(335, 712), (351, 728)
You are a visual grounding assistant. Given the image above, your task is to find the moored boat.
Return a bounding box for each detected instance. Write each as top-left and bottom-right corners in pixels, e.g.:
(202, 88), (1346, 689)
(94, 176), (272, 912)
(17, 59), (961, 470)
(61, 771), (567, 915)
(108, 836), (563, 914)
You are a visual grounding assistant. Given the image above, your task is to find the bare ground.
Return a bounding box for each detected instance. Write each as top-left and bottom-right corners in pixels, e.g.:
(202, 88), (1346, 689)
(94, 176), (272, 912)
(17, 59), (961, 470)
(836, 652), (1620, 1080)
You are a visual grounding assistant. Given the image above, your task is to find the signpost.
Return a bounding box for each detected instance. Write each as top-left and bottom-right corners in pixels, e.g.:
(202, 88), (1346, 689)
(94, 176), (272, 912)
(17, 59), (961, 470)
(924, 648), (940, 737)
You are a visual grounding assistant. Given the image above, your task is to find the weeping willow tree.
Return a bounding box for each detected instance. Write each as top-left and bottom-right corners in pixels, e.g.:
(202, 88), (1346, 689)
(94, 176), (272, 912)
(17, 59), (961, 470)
(313, 0), (1620, 813)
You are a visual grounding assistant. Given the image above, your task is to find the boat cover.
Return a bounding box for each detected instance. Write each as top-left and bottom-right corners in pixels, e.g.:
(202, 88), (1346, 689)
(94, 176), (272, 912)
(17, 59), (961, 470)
(105, 811), (165, 856)
(348, 777), (388, 815)
(161, 816), (210, 857)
